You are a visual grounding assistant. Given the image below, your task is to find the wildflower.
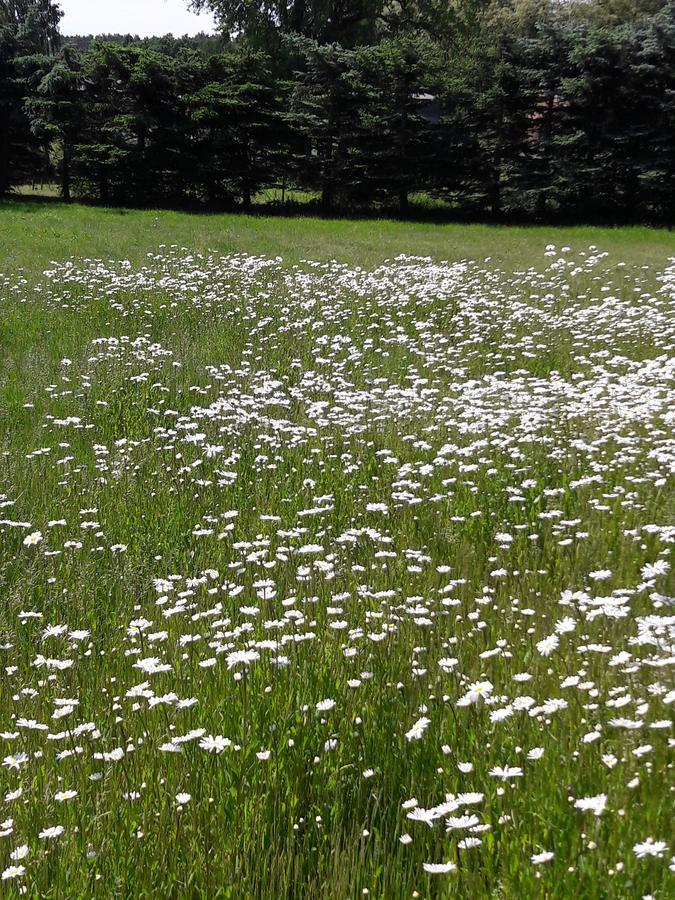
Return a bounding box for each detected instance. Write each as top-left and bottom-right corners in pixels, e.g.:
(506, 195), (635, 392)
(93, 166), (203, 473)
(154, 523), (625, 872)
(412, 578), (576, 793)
(489, 765), (523, 781)
(2, 754), (28, 771)
(456, 681), (493, 706)
(422, 861), (457, 873)
(633, 839), (668, 859)
(632, 745), (652, 758)
(15, 715), (46, 732)
(406, 807), (436, 827)
(405, 717), (430, 741)
(531, 851), (555, 864)
(446, 814), (480, 830)
(641, 560), (669, 580)
(438, 657), (458, 671)
(2, 865), (25, 880)
(226, 649), (259, 669)
(456, 793), (484, 806)
(573, 794), (607, 817)
(588, 569), (612, 581)
(200, 735), (231, 753)
(536, 634), (559, 657)
(133, 657), (172, 675)
(39, 825), (65, 840)
(457, 837), (482, 849)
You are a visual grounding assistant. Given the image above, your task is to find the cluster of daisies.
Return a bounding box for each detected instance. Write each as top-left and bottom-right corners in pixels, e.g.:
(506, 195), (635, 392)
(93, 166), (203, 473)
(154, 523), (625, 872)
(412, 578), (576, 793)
(0, 243), (673, 896)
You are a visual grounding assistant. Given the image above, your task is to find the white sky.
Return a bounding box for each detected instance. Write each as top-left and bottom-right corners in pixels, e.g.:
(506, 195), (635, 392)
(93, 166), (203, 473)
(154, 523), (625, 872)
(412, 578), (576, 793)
(58, 0), (217, 37)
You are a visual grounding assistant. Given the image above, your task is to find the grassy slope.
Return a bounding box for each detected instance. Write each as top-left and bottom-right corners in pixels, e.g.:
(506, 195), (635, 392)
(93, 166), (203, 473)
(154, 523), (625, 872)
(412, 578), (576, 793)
(2, 199), (675, 273)
(3, 202), (672, 414)
(4, 200), (671, 450)
(0, 201), (673, 898)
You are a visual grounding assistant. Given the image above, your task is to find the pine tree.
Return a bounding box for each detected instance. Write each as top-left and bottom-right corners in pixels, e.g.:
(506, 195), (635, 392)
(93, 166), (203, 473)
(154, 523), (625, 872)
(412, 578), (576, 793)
(463, 30), (532, 217)
(0, 0), (61, 194)
(354, 37), (442, 214)
(72, 43), (129, 203)
(516, 22), (576, 218)
(291, 38), (366, 212)
(25, 45), (84, 201)
(623, 3), (675, 222)
(188, 50), (288, 207)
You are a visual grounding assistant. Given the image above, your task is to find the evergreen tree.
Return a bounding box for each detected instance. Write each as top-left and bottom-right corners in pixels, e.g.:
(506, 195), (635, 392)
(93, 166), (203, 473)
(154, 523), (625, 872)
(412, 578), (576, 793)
(71, 43), (129, 203)
(354, 37), (441, 214)
(462, 28), (532, 217)
(0, 0), (61, 193)
(515, 22), (576, 217)
(291, 38), (367, 211)
(186, 50), (284, 206)
(118, 47), (182, 204)
(635, 1), (675, 220)
(0, 0), (61, 52)
(25, 45), (84, 200)
(190, 50), (287, 208)
(0, 0), (671, 223)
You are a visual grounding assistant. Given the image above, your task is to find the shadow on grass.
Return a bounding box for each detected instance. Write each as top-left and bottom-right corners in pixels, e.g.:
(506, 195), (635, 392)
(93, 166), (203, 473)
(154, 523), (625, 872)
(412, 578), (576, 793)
(4, 191), (675, 229)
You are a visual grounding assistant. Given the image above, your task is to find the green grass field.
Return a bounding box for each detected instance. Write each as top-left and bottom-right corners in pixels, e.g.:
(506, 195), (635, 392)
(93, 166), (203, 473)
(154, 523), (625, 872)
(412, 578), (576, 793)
(3, 198), (675, 271)
(0, 201), (673, 897)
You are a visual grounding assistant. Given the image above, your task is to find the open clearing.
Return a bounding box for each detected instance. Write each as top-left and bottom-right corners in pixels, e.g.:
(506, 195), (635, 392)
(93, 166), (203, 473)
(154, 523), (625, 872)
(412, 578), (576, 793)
(0, 204), (674, 897)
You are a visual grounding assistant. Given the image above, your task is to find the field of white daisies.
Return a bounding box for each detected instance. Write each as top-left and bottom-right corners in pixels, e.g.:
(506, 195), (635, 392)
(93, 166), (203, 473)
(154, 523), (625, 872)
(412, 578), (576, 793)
(0, 239), (673, 898)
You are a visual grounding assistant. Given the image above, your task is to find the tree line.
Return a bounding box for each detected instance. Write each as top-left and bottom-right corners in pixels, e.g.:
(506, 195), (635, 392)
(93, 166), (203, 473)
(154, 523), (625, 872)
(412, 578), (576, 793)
(1, 0), (674, 222)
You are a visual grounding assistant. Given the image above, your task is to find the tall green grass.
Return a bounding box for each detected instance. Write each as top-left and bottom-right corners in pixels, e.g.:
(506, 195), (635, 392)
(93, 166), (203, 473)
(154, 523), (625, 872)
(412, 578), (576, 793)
(0, 208), (673, 898)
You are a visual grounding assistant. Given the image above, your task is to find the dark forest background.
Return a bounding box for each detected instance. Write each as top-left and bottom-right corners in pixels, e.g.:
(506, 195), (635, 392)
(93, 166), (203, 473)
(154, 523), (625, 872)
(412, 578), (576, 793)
(1, 0), (673, 222)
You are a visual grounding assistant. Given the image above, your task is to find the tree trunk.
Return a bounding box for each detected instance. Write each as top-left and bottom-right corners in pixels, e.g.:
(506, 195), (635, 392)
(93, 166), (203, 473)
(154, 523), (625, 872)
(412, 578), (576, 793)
(242, 177), (252, 211)
(398, 189), (408, 216)
(0, 112), (10, 195)
(136, 122), (147, 203)
(321, 181), (333, 214)
(61, 139), (71, 202)
(290, 0), (307, 34)
(207, 173), (216, 205)
(397, 71), (410, 219)
(491, 98), (504, 218)
(536, 91), (555, 218)
(242, 140), (252, 210)
(489, 177), (501, 218)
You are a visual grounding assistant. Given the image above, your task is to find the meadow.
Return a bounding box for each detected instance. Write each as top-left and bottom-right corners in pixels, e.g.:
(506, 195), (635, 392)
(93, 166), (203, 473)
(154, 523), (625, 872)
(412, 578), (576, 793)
(0, 202), (673, 898)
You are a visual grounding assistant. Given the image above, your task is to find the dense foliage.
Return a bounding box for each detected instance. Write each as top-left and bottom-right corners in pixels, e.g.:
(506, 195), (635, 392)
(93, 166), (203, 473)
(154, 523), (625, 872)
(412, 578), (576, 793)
(1, 0), (674, 221)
